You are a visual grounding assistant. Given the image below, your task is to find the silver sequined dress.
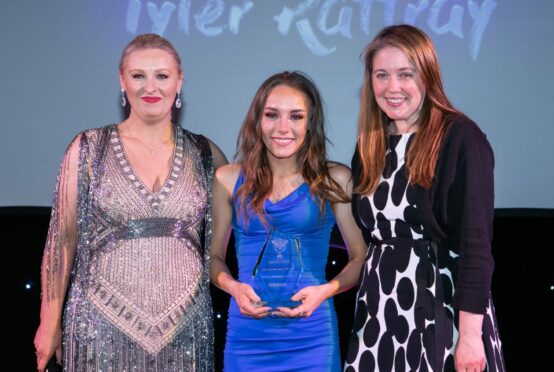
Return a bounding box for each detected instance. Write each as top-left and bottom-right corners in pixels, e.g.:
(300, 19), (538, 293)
(45, 124), (214, 371)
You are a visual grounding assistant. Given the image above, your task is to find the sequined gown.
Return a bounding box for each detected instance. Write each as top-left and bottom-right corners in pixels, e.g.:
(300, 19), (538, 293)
(44, 125), (214, 371)
(224, 173), (341, 372)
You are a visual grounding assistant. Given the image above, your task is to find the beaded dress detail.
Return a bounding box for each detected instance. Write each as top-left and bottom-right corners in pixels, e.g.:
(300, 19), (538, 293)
(44, 124), (214, 371)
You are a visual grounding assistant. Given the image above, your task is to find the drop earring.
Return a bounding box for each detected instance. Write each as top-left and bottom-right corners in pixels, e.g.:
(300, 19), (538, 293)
(175, 91), (182, 109)
(121, 89), (127, 107)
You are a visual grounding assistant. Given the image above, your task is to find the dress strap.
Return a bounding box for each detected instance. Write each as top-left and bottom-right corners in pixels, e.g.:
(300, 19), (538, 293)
(232, 171), (246, 197)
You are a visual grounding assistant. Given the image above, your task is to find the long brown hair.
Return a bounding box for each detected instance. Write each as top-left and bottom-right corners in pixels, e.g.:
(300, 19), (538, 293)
(235, 71), (349, 224)
(355, 24), (460, 195)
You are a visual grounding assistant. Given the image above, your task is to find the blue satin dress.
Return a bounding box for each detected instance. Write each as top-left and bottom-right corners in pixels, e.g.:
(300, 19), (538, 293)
(224, 173), (341, 372)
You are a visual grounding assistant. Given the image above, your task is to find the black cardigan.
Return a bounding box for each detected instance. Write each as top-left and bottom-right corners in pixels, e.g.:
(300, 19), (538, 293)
(352, 114), (495, 314)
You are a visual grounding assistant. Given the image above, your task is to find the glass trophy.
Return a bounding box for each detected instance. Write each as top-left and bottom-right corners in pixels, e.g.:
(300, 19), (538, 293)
(251, 230), (304, 309)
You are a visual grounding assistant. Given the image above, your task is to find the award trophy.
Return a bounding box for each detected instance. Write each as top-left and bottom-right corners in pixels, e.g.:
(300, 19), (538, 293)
(251, 230), (304, 308)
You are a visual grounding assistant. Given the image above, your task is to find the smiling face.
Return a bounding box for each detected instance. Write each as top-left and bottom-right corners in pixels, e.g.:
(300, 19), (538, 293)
(260, 84), (309, 163)
(120, 48), (182, 124)
(372, 46), (426, 131)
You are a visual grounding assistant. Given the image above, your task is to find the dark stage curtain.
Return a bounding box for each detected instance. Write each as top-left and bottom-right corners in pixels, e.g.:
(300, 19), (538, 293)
(2, 206), (552, 371)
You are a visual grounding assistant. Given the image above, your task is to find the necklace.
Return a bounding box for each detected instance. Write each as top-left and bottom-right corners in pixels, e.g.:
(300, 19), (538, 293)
(119, 122), (174, 155)
(271, 173), (303, 203)
(133, 135), (173, 155)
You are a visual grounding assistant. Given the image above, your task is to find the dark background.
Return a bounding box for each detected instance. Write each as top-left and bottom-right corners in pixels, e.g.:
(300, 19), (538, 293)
(3, 207), (553, 371)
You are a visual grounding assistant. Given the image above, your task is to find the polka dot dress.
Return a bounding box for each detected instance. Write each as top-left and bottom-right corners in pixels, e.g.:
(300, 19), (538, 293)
(345, 134), (504, 371)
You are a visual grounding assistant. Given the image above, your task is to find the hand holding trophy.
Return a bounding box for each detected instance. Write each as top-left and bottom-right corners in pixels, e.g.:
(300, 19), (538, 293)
(251, 230), (304, 309)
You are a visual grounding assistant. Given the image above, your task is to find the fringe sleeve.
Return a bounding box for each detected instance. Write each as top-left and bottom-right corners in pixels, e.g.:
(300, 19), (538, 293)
(42, 134), (82, 303)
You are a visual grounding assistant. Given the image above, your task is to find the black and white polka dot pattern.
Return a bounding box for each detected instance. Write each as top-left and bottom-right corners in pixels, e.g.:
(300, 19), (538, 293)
(345, 134), (504, 371)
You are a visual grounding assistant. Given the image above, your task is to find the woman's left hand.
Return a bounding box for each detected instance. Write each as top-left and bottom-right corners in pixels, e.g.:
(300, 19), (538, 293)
(454, 311), (486, 371)
(454, 333), (486, 371)
(272, 284), (333, 318)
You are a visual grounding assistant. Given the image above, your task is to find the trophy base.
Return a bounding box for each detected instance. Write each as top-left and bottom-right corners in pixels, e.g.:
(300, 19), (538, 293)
(264, 299), (301, 309)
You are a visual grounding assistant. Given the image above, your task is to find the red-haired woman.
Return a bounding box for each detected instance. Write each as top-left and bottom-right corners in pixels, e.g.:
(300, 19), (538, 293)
(344, 25), (505, 371)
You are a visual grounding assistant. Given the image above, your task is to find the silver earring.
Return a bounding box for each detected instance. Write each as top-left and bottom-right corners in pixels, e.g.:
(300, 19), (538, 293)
(121, 89), (126, 107)
(175, 92), (182, 109)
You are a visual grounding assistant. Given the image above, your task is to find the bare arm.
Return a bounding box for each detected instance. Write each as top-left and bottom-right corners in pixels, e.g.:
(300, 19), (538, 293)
(210, 164), (237, 292)
(210, 164), (271, 318)
(325, 164), (367, 297)
(34, 135), (81, 371)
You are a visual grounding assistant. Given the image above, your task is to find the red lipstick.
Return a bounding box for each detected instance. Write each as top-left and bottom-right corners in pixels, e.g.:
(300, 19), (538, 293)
(141, 97), (161, 103)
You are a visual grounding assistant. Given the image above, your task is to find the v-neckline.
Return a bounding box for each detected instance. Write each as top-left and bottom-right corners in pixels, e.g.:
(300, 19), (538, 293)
(111, 125), (184, 209)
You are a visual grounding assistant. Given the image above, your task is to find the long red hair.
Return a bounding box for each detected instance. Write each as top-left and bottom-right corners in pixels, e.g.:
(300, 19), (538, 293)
(355, 24), (460, 195)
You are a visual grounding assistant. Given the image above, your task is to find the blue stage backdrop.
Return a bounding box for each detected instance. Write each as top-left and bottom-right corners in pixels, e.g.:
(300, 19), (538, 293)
(1, 0), (553, 208)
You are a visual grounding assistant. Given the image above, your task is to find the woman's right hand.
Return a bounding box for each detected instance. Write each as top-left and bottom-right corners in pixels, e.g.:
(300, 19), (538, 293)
(232, 282), (272, 318)
(34, 321), (62, 372)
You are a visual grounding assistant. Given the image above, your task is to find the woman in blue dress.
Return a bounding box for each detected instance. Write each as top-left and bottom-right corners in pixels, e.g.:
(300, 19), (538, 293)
(211, 71), (367, 371)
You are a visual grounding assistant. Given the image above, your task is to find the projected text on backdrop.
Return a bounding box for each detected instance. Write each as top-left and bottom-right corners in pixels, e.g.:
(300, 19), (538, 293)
(126, 0), (497, 60)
